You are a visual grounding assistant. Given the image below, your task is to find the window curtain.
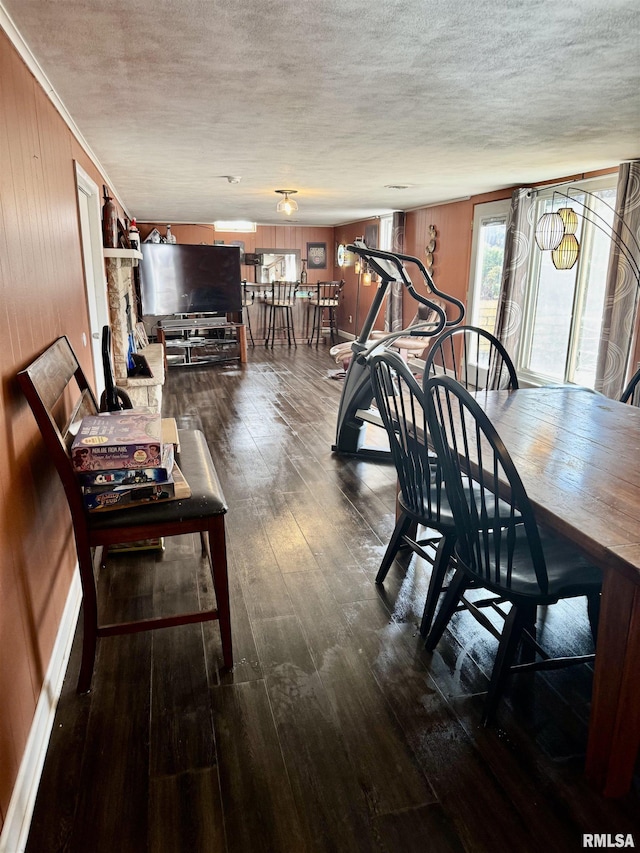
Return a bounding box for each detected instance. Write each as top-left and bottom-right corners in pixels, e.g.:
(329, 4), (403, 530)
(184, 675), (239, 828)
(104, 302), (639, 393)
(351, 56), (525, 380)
(494, 187), (537, 361)
(594, 160), (640, 399)
(385, 211), (405, 332)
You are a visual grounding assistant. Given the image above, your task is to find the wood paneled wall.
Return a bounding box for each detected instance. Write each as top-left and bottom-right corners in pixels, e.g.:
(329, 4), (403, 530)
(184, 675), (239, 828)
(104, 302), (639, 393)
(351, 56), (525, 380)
(0, 30), (104, 827)
(333, 220), (380, 336)
(137, 223), (336, 287)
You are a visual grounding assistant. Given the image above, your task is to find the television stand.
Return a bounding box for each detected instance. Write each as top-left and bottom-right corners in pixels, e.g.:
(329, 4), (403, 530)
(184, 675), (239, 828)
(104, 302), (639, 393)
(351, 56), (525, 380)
(157, 318), (247, 366)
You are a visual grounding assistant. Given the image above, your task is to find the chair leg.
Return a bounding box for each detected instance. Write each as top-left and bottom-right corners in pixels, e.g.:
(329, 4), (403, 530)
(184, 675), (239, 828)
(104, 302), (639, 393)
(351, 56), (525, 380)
(587, 591), (601, 645)
(419, 533), (455, 637)
(308, 306), (317, 345)
(376, 512), (413, 583)
(208, 516), (233, 670)
(482, 603), (533, 725)
(244, 306), (255, 346)
(76, 543), (98, 694)
(288, 306), (297, 347)
(424, 568), (469, 652)
(265, 304), (274, 347)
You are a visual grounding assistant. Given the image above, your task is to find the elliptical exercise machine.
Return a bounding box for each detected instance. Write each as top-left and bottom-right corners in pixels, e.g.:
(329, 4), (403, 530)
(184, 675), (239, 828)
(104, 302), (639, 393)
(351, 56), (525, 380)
(332, 241), (464, 460)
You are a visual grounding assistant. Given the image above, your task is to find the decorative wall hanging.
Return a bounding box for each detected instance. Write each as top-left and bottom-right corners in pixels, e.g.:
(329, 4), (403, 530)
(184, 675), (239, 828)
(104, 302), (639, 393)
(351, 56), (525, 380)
(425, 224), (437, 272)
(307, 242), (327, 269)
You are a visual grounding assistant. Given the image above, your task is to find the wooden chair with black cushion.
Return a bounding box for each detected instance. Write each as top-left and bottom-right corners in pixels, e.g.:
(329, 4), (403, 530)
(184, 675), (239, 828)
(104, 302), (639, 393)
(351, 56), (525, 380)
(307, 280), (344, 346)
(368, 349), (521, 636)
(264, 281), (298, 347)
(620, 365), (640, 406)
(423, 325), (519, 391)
(424, 374), (602, 724)
(18, 336), (233, 693)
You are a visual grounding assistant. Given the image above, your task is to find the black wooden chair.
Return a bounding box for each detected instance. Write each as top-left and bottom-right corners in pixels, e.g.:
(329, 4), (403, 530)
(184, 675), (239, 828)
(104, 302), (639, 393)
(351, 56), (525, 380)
(620, 366), (640, 406)
(18, 336), (233, 693)
(307, 280), (344, 346)
(423, 374), (602, 724)
(423, 325), (519, 391)
(265, 281), (298, 347)
(368, 349), (520, 636)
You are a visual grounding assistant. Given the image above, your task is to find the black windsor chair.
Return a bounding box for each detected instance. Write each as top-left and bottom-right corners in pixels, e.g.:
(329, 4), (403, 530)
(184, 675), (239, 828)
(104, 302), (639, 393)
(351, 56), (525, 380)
(368, 349), (520, 636)
(423, 325), (519, 392)
(423, 375), (602, 724)
(620, 365), (640, 406)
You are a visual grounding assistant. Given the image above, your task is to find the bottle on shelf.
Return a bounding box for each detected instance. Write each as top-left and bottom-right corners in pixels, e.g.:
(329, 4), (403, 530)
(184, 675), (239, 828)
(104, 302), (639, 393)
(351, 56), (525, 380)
(128, 218), (140, 252)
(128, 218), (140, 266)
(165, 225), (176, 244)
(102, 185), (118, 249)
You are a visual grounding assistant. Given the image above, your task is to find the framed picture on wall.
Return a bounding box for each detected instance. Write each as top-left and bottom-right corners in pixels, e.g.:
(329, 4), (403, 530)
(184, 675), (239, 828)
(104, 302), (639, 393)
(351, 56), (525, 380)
(307, 242), (327, 269)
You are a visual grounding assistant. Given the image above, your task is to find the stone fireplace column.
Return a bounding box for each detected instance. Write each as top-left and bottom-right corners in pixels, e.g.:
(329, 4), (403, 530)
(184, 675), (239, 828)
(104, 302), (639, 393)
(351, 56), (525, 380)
(103, 249), (142, 383)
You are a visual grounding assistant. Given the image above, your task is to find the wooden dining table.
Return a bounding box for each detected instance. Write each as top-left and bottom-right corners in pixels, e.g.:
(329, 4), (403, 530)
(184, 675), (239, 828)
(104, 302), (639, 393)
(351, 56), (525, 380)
(464, 384), (640, 797)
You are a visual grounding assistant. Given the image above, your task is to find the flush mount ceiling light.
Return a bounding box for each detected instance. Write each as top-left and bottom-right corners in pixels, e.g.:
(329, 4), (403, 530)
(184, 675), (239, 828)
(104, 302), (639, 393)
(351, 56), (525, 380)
(275, 189), (298, 215)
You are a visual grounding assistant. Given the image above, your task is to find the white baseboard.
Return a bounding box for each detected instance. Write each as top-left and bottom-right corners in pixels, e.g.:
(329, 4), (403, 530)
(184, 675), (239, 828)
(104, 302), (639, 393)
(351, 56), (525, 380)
(0, 568), (81, 853)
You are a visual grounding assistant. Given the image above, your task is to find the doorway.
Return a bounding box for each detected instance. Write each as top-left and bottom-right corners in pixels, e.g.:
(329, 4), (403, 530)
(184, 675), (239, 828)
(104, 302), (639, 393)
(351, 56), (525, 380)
(75, 162), (109, 397)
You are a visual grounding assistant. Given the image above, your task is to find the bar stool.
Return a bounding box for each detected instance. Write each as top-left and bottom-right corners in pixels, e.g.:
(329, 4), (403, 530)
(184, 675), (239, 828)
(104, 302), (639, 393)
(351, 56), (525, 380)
(265, 281), (298, 347)
(307, 280), (344, 346)
(241, 280), (255, 346)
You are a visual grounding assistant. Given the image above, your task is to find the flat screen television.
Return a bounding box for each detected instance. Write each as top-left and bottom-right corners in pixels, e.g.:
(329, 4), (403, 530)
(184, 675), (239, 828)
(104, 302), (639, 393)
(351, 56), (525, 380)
(139, 243), (242, 316)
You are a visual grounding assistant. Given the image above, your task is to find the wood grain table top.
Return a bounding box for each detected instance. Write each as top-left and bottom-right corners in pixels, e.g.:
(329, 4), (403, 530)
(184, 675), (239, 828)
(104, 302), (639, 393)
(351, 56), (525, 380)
(468, 386), (640, 579)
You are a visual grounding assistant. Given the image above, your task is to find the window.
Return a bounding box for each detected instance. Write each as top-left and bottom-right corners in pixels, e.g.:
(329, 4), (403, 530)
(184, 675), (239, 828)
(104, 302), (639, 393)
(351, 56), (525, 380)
(466, 200), (509, 376)
(519, 178), (617, 388)
(379, 214), (393, 251)
(467, 200), (509, 334)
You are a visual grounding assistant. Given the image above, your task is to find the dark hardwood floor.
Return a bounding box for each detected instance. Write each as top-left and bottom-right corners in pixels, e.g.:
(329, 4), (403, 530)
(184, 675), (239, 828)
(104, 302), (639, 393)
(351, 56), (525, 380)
(26, 343), (639, 853)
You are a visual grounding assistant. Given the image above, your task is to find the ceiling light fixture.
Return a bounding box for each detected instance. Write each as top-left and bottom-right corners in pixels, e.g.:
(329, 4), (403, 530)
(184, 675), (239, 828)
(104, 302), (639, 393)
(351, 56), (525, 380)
(213, 220), (256, 233)
(275, 189), (298, 215)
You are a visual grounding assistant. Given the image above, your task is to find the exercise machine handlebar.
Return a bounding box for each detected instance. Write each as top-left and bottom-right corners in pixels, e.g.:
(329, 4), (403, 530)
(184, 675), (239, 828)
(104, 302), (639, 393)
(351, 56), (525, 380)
(347, 241), (465, 328)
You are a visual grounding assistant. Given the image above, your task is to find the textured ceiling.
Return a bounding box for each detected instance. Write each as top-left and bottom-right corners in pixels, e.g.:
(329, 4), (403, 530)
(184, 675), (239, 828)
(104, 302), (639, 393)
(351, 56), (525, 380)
(3, 0), (640, 226)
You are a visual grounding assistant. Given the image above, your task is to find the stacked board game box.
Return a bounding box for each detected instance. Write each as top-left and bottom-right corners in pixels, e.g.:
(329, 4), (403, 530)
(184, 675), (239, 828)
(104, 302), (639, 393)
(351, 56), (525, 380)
(71, 410), (163, 472)
(71, 411), (188, 512)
